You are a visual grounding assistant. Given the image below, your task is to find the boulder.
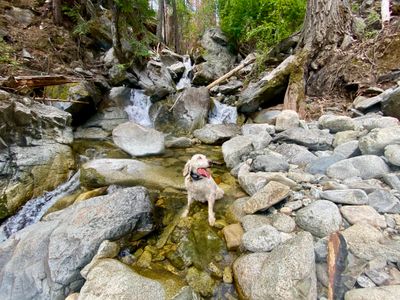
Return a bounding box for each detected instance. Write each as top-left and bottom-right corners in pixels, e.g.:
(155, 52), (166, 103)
(318, 114), (355, 133)
(305, 154), (345, 175)
(384, 144), (400, 166)
(275, 110), (300, 131)
(381, 86), (400, 119)
(251, 152), (289, 172)
(8, 7), (34, 27)
(211, 80), (243, 95)
(270, 213), (296, 233)
(251, 109), (281, 124)
(241, 123), (275, 135)
(79, 259), (165, 300)
(112, 122), (165, 157)
(165, 136), (193, 148)
(222, 136), (253, 168)
(359, 127), (400, 155)
(242, 225), (281, 252)
(326, 155), (390, 180)
(172, 87), (210, 133)
(333, 130), (363, 147)
(320, 189), (369, 205)
(80, 159), (183, 190)
(368, 189), (400, 213)
(274, 127), (334, 151)
(240, 215), (271, 232)
(0, 187), (154, 299)
(353, 87), (395, 110)
(353, 114), (399, 130)
(222, 223), (244, 250)
(344, 285), (400, 300)
(274, 143), (317, 165)
(333, 140), (361, 158)
(193, 124), (240, 145)
(340, 205), (386, 228)
(295, 200), (342, 238)
(243, 181), (291, 214)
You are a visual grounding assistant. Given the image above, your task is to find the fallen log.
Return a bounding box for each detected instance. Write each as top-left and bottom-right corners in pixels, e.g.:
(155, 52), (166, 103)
(206, 54), (256, 90)
(34, 97), (89, 104)
(328, 231), (348, 300)
(0, 75), (80, 89)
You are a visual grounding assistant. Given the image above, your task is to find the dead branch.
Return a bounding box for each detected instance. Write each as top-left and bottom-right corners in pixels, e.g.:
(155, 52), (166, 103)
(0, 75), (80, 89)
(34, 97), (89, 104)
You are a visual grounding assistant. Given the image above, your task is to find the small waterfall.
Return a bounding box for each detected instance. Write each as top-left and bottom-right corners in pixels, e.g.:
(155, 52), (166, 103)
(176, 55), (193, 90)
(0, 171), (81, 242)
(208, 99), (238, 124)
(124, 89), (153, 127)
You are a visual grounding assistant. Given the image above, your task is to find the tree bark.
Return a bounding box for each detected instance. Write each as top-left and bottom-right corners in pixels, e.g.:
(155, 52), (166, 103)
(157, 0), (166, 43)
(381, 0), (391, 28)
(171, 0), (180, 52)
(109, 0), (123, 62)
(52, 0), (62, 25)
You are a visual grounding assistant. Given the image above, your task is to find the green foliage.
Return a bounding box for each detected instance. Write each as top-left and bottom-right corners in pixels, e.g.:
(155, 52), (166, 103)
(0, 40), (18, 66)
(218, 0), (306, 52)
(62, 4), (92, 36)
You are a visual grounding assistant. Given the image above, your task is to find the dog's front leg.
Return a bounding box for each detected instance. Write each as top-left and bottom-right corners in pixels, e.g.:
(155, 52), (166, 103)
(182, 194), (193, 218)
(207, 195), (216, 226)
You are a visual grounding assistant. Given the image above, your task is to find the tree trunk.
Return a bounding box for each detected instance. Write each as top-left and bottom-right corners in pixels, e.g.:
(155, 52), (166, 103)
(109, 0), (123, 62)
(381, 0), (391, 28)
(157, 0), (166, 43)
(52, 0), (62, 25)
(283, 0), (352, 116)
(171, 0), (180, 52)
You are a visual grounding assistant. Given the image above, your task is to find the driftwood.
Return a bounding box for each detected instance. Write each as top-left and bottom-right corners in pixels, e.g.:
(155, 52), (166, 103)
(0, 75), (80, 89)
(327, 232), (348, 300)
(206, 54), (256, 90)
(34, 97), (89, 104)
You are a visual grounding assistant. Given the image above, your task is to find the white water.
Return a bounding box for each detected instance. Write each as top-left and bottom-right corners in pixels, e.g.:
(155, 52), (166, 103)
(208, 99), (238, 124)
(124, 89), (153, 127)
(176, 55), (193, 90)
(0, 171), (81, 242)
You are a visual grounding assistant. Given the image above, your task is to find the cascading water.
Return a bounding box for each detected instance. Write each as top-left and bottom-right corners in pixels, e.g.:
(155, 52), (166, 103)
(176, 55), (193, 90)
(0, 171), (81, 242)
(208, 98), (238, 124)
(124, 89), (153, 127)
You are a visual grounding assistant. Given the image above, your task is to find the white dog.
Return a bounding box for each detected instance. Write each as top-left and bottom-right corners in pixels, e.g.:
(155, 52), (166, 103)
(182, 154), (224, 226)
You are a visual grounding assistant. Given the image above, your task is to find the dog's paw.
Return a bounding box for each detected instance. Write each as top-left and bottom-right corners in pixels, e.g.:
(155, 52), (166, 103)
(208, 215), (216, 226)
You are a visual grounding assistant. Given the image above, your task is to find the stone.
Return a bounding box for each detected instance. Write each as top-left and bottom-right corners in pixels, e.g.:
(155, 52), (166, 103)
(241, 123), (275, 135)
(112, 122), (165, 157)
(356, 275), (376, 288)
(333, 130), (362, 147)
(165, 136), (193, 148)
(222, 136), (253, 168)
(9, 7), (34, 27)
(79, 259), (165, 300)
(222, 223), (244, 250)
(213, 80), (243, 95)
(167, 62), (186, 79)
(326, 155), (390, 180)
(223, 266), (233, 284)
(251, 232), (317, 300)
(381, 85), (400, 119)
(246, 132), (273, 150)
(384, 144), (400, 166)
(274, 127), (333, 151)
(316, 263), (329, 288)
(306, 154), (345, 175)
(270, 213), (296, 233)
(334, 140), (361, 158)
(320, 189), (369, 205)
(242, 225), (282, 252)
(295, 200), (342, 238)
(252, 109), (281, 124)
(81, 159), (183, 190)
(193, 124), (240, 145)
(340, 205), (386, 228)
(185, 267), (216, 297)
(240, 214), (271, 232)
(275, 110), (300, 131)
(0, 187), (154, 299)
(233, 253), (270, 299)
(275, 143), (317, 165)
(353, 114), (399, 131)
(359, 127), (400, 155)
(368, 189), (400, 213)
(353, 88), (394, 110)
(344, 285), (400, 300)
(251, 152), (289, 172)
(382, 173), (400, 191)
(318, 114), (355, 133)
(365, 269), (390, 286)
(226, 197), (249, 223)
(341, 223), (400, 262)
(243, 181), (291, 214)
(314, 238), (328, 262)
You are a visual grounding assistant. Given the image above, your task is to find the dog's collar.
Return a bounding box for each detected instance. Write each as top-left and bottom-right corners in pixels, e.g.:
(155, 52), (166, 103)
(190, 171), (204, 181)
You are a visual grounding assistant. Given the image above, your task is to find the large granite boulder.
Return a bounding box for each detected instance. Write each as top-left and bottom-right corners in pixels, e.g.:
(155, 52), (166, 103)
(274, 127), (334, 151)
(193, 124), (240, 145)
(222, 136), (253, 168)
(0, 187), (154, 299)
(359, 126), (400, 155)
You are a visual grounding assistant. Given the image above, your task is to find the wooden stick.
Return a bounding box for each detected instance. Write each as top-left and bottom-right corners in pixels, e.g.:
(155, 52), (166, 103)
(206, 54), (256, 90)
(0, 75), (80, 89)
(34, 98), (89, 104)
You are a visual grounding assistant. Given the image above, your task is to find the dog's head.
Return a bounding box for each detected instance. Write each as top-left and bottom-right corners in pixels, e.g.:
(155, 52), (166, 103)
(183, 154), (211, 177)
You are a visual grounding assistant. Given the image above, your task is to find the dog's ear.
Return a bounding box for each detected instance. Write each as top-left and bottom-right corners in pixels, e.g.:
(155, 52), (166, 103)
(183, 160), (191, 177)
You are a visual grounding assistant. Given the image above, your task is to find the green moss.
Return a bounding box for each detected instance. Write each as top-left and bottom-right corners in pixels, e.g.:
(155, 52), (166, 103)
(45, 83), (78, 100)
(80, 167), (107, 188)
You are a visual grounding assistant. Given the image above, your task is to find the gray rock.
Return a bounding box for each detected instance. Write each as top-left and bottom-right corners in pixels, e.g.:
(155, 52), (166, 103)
(9, 7), (34, 27)
(0, 187), (154, 299)
(246, 132), (273, 150)
(384, 144), (400, 166)
(353, 87), (395, 110)
(112, 122), (165, 157)
(251, 152), (289, 172)
(172, 87), (210, 133)
(359, 127), (400, 155)
(368, 189), (400, 213)
(344, 285), (400, 300)
(270, 213), (296, 233)
(252, 109), (281, 124)
(334, 140), (361, 158)
(314, 238), (328, 262)
(320, 189), (369, 205)
(356, 275), (376, 288)
(222, 136), (253, 168)
(318, 114), (355, 133)
(243, 181), (291, 214)
(103, 48), (119, 68)
(240, 215), (271, 232)
(274, 127), (333, 151)
(341, 223), (400, 262)
(365, 269), (391, 286)
(275, 110), (300, 131)
(275, 143), (317, 165)
(295, 200), (342, 238)
(193, 124), (240, 145)
(316, 263), (329, 288)
(81, 159), (183, 190)
(306, 154), (345, 175)
(242, 123), (275, 135)
(326, 155), (390, 180)
(344, 178), (386, 193)
(382, 173), (400, 191)
(242, 225), (282, 252)
(167, 62), (186, 79)
(353, 114), (399, 130)
(212, 80), (243, 95)
(340, 205), (386, 228)
(251, 232), (317, 300)
(226, 197), (249, 223)
(382, 86), (400, 119)
(74, 127), (110, 140)
(333, 130), (362, 147)
(165, 136), (193, 148)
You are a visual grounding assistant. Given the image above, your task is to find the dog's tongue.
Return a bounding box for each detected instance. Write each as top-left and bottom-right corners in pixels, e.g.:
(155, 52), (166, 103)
(197, 168), (210, 178)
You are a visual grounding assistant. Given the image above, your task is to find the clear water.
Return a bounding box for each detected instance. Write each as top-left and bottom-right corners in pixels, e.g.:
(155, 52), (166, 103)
(208, 98), (238, 124)
(176, 55), (193, 91)
(124, 89), (153, 127)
